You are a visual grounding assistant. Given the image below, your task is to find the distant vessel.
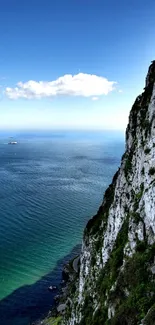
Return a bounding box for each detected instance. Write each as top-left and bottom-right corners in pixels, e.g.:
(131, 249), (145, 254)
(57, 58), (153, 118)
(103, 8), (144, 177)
(8, 141), (17, 145)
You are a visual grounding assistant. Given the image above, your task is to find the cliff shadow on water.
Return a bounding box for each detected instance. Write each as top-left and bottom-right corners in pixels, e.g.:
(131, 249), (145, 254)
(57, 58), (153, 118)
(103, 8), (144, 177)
(0, 244), (81, 325)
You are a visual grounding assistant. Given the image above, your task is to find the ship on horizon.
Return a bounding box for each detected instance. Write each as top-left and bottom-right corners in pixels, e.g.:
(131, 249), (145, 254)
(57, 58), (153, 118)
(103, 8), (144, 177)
(8, 141), (17, 145)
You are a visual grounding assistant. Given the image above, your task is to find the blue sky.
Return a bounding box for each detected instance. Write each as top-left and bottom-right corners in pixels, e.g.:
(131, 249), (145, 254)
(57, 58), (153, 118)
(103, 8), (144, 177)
(0, 0), (155, 131)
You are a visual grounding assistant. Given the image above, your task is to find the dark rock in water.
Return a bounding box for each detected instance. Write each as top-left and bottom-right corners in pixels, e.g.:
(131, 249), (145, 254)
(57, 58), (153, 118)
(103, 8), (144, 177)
(62, 267), (70, 282)
(54, 295), (60, 301)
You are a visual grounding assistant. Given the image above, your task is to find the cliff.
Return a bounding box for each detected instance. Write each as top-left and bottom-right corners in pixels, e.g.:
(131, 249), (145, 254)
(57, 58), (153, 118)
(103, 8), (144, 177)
(61, 61), (155, 325)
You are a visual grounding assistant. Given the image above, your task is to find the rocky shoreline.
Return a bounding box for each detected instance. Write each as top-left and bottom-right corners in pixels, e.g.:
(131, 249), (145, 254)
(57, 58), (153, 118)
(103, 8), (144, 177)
(34, 255), (80, 325)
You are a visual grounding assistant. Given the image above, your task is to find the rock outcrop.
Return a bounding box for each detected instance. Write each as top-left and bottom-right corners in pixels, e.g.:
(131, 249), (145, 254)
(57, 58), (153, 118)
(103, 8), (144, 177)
(62, 61), (155, 325)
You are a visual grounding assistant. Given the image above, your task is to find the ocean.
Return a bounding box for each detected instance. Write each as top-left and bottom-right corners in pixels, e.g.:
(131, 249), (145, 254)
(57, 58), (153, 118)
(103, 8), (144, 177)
(0, 130), (124, 325)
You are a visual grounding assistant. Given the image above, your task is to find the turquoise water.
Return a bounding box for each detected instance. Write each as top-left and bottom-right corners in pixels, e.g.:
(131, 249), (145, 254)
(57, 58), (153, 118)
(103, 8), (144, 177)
(0, 131), (124, 324)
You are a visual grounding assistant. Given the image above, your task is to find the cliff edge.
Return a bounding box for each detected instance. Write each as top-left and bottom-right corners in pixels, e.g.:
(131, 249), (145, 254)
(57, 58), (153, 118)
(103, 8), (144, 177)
(62, 61), (155, 325)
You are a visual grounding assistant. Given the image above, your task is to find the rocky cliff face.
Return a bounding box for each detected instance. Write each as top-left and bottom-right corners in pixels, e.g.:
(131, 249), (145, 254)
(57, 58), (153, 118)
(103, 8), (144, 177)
(62, 61), (155, 325)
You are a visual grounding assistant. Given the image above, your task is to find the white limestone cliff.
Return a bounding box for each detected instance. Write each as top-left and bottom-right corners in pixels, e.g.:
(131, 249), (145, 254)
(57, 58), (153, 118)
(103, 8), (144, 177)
(62, 61), (155, 325)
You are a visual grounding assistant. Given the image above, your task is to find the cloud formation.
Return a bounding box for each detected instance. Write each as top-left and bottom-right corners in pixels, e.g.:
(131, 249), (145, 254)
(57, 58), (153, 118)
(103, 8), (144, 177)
(5, 73), (116, 100)
(92, 96), (99, 101)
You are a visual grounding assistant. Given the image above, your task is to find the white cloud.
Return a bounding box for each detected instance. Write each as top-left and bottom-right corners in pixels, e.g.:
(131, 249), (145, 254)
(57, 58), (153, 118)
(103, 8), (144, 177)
(92, 96), (99, 101)
(118, 89), (123, 93)
(5, 73), (116, 100)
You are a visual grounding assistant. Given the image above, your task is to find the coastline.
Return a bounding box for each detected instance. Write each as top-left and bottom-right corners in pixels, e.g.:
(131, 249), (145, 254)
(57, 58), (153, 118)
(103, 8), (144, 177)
(0, 245), (81, 325)
(36, 254), (80, 325)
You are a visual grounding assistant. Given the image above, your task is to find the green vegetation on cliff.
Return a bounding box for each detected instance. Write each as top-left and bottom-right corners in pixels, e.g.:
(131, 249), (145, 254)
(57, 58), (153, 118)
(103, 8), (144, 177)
(55, 61), (155, 325)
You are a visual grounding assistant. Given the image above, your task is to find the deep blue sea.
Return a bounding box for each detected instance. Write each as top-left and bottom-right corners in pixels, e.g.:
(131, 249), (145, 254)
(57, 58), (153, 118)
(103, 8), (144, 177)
(0, 130), (124, 325)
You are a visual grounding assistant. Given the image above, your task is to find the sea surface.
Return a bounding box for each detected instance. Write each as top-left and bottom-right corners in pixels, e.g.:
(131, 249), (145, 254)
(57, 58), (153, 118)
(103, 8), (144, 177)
(0, 130), (124, 325)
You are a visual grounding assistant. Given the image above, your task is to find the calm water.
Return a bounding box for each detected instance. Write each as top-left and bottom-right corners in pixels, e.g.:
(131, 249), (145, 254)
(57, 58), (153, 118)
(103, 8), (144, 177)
(0, 131), (124, 325)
